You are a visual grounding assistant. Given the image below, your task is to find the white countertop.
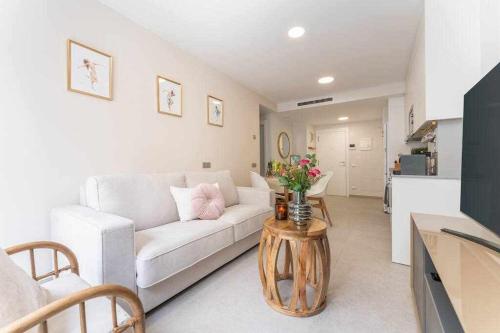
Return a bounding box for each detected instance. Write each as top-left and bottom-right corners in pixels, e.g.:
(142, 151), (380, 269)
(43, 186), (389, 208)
(392, 174), (459, 180)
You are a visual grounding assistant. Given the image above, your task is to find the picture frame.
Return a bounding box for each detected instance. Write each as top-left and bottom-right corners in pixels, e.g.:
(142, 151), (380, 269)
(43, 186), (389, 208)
(157, 75), (182, 117)
(207, 95), (224, 127)
(67, 40), (113, 100)
(290, 154), (301, 165)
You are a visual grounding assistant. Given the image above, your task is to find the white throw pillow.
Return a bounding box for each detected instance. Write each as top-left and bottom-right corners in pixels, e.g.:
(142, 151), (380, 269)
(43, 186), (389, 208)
(0, 249), (47, 331)
(170, 186), (198, 222)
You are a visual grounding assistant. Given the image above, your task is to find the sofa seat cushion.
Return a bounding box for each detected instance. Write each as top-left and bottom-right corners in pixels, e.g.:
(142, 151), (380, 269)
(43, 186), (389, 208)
(135, 220), (234, 288)
(218, 204), (273, 241)
(41, 273), (130, 333)
(185, 170), (239, 207)
(86, 173), (186, 231)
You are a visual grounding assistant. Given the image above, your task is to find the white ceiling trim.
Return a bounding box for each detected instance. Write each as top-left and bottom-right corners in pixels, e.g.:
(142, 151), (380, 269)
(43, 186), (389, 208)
(277, 82), (406, 112)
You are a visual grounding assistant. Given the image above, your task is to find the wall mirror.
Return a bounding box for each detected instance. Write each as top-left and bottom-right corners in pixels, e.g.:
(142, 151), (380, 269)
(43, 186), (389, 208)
(277, 132), (290, 159)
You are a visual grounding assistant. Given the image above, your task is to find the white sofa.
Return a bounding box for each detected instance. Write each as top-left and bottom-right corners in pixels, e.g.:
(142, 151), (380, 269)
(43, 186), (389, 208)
(51, 170), (274, 312)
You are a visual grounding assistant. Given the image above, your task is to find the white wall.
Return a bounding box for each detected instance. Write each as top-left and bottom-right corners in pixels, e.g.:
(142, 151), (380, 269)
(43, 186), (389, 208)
(386, 96), (411, 175)
(290, 122), (316, 158)
(405, 16), (426, 131)
(0, 0), (274, 250)
(317, 120), (384, 197)
(436, 119), (463, 179)
(306, 125), (316, 155)
(480, 0), (500, 74)
(292, 121), (307, 157)
(261, 112), (293, 163)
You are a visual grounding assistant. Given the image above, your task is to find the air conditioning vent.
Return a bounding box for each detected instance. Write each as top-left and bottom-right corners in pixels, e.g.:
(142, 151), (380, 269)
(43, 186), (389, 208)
(297, 97), (333, 107)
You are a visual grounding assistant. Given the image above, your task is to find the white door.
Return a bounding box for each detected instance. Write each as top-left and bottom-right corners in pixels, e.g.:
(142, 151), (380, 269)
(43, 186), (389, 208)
(316, 128), (348, 196)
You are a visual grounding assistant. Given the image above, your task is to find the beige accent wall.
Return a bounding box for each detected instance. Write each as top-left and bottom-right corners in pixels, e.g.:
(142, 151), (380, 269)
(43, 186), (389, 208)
(0, 0), (274, 249)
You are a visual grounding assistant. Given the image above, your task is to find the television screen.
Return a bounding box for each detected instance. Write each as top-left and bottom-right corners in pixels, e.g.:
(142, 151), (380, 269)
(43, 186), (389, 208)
(461, 62), (500, 236)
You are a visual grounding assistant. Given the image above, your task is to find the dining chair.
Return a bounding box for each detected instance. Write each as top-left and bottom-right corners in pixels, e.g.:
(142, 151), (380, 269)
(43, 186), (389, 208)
(306, 171), (334, 226)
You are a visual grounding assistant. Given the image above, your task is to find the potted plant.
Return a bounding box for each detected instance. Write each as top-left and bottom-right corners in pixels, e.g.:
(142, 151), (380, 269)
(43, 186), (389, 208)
(278, 154), (322, 225)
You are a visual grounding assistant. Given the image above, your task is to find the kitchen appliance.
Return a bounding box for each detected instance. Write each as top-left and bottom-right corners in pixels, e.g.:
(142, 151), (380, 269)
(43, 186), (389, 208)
(399, 154), (427, 175)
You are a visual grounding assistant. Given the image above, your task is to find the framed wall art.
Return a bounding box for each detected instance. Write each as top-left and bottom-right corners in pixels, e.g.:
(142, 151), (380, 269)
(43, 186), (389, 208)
(207, 95), (224, 127)
(67, 40), (113, 100)
(157, 75), (182, 117)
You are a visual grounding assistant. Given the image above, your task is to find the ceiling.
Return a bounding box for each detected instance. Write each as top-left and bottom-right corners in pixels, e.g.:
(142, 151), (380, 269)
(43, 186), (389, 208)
(100, 0), (422, 104)
(281, 97), (387, 126)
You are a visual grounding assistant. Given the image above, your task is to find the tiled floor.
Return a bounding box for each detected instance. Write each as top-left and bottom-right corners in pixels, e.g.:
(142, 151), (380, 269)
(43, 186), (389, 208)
(146, 196), (419, 333)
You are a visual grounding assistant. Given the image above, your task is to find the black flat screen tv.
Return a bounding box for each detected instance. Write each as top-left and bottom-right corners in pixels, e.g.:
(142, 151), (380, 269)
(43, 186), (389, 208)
(461, 62), (500, 238)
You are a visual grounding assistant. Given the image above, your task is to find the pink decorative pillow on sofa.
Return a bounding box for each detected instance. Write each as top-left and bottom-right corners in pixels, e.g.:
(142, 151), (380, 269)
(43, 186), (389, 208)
(191, 183), (225, 220)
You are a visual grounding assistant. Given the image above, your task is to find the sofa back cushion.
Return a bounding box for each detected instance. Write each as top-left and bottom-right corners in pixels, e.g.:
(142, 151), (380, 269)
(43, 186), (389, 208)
(185, 170), (239, 207)
(86, 173), (186, 231)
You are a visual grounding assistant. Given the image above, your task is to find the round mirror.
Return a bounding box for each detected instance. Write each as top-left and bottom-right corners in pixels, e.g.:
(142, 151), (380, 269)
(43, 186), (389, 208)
(277, 132), (290, 159)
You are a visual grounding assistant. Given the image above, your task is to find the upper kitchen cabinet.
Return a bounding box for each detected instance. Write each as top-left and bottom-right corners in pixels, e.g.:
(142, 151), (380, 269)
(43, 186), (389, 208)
(425, 0), (482, 121)
(405, 0), (498, 134)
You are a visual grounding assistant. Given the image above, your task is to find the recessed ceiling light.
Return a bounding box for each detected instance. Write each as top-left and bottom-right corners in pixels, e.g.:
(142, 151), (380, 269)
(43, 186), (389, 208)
(318, 76), (334, 84)
(288, 26), (305, 38)
(338, 116), (349, 121)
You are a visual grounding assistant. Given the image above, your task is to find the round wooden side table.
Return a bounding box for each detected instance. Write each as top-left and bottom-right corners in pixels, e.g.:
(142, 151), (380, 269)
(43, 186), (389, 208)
(258, 217), (330, 317)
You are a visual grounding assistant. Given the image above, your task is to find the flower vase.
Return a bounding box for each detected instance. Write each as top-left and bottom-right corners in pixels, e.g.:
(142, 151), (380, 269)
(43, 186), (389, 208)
(288, 191), (312, 225)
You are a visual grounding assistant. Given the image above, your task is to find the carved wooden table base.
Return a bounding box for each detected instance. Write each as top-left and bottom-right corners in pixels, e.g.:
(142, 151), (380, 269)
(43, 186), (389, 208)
(258, 217), (331, 317)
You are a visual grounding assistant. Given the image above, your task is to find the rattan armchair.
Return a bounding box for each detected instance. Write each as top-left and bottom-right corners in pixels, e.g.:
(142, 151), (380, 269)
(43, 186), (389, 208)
(2, 241), (145, 333)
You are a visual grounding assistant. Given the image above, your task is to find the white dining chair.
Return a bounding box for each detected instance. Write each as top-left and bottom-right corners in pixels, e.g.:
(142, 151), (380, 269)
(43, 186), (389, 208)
(306, 171), (334, 226)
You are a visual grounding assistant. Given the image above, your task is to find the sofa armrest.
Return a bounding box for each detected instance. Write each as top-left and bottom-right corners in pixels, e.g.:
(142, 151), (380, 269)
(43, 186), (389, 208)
(237, 187), (275, 207)
(50, 205), (136, 293)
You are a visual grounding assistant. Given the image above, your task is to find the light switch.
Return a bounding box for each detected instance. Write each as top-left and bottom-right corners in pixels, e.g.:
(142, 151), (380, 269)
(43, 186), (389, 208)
(252, 134), (257, 140)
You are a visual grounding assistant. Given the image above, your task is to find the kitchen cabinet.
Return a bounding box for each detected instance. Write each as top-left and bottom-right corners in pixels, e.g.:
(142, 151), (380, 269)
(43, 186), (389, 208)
(411, 213), (500, 333)
(425, 0), (481, 121)
(391, 176), (462, 265)
(405, 0), (486, 133)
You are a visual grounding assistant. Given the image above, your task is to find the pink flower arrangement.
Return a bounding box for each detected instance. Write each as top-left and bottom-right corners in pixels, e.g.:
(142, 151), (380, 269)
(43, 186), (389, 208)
(278, 154), (321, 193)
(299, 159), (310, 167)
(308, 167), (321, 177)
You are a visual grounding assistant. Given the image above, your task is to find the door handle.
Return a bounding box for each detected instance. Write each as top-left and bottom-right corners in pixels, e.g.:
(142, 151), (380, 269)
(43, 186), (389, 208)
(339, 161), (345, 166)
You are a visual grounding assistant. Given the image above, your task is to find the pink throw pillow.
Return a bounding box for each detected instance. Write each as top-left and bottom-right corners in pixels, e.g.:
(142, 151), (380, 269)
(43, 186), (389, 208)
(191, 183), (225, 220)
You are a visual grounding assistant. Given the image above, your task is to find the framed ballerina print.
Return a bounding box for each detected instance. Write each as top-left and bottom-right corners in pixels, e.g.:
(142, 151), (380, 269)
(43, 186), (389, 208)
(67, 40), (113, 100)
(157, 75), (182, 117)
(207, 95), (224, 127)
